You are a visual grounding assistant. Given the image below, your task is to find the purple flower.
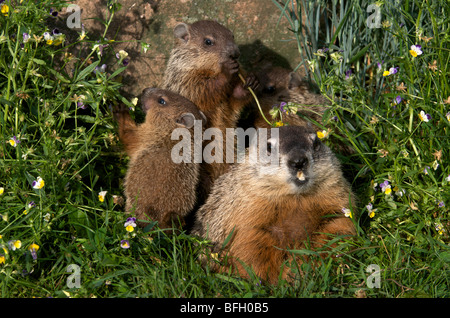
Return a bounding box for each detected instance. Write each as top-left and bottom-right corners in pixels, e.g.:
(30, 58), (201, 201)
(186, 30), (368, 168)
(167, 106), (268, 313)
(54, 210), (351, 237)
(94, 64), (107, 74)
(438, 201), (445, 208)
(22, 33), (30, 43)
(77, 101), (86, 109)
(423, 166), (430, 174)
(49, 8), (58, 17)
(122, 58), (130, 66)
(377, 60), (384, 69)
(345, 69), (352, 79)
(279, 102), (287, 113)
(389, 67), (399, 75)
(394, 96), (402, 105)
(120, 240), (130, 249)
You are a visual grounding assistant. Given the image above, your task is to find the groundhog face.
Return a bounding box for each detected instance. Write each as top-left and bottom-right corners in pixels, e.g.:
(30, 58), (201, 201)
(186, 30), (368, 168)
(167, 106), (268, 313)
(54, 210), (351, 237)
(173, 20), (240, 75)
(256, 67), (308, 104)
(141, 87), (206, 129)
(254, 126), (331, 195)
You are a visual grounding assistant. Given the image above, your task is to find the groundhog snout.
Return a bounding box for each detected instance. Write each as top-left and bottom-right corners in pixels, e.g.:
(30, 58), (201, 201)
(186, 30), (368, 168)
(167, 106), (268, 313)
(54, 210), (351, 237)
(225, 43), (240, 60)
(287, 155), (308, 171)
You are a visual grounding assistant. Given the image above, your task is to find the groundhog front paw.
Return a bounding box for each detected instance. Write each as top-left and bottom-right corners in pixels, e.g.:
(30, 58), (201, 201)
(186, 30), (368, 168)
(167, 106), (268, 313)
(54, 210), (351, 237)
(243, 73), (259, 91)
(113, 104), (131, 122)
(222, 59), (240, 75)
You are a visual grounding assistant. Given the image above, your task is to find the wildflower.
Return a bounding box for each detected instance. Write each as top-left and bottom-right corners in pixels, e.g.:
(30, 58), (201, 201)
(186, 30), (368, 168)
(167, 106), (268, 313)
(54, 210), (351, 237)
(379, 180), (392, 195)
(43, 213), (51, 222)
(116, 50), (129, 60)
(345, 69), (352, 80)
(435, 223), (445, 235)
(381, 20), (391, 28)
(393, 95), (402, 105)
(0, 254), (5, 264)
(124, 217), (137, 232)
(423, 166), (430, 175)
(378, 149), (389, 158)
(8, 136), (20, 147)
(120, 240), (130, 249)
(418, 110), (431, 122)
(377, 60), (384, 70)
(409, 45), (423, 58)
(94, 64), (107, 74)
(8, 240), (22, 251)
(79, 24), (87, 41)
(1, 3), (8, 16)
(28, 244), (39, 260)
(432, 160), (439, 171)
(366, 203), (376, 218)
(28, 201), (36, 209)
(98, 190), (107, 202)
(23, 33), (30, 43)
(141, 42), (150, 54)
(210, 253), (219, 261)
(274, 121), (284, 127)
(342, 208), (352, 218)
(438, 201), (445, 208)
(49, 8), (58, 17)
(0, 187), (4, 195)
(446, 112), (450, 122)
(32, 176), (45, 189)
(446, 174), (450, 182)
(317, 130), (329, 139)
(393, 186), (405, 197)
(383, 70), (390, 76)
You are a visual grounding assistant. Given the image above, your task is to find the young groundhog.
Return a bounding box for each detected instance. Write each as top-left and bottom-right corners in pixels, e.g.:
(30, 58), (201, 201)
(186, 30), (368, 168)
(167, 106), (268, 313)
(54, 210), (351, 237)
(162, 20), (258, 202)
(252, 66), (328, 129)
(115, 88), (206, 229)
(192, 125), (356, 284)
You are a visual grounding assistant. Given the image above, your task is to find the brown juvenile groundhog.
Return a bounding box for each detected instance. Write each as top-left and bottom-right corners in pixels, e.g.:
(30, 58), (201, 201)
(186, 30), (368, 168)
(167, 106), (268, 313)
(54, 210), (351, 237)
(192, 125), (356, 284)
(252, 66), (328, 129)
(162, 20), (258, 203)
(115, 88), (206, 229)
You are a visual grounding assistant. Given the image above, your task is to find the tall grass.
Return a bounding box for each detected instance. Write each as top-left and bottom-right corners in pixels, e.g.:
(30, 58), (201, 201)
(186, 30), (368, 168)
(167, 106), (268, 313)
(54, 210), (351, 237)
(0, 0), (449, 298)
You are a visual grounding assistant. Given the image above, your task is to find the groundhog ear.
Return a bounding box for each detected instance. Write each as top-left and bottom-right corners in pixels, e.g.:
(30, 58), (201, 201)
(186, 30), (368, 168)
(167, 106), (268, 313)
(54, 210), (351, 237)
(288, 72), (303, 90)
(174, 23), (190, 43)
(176, 113), (196, 129)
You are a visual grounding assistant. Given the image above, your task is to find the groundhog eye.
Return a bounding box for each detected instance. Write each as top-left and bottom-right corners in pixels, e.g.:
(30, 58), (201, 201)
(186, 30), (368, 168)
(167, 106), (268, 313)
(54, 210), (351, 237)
(158, 97), (166, 105)
(263, 86), (276, 94)
(204, 38), (213, 46)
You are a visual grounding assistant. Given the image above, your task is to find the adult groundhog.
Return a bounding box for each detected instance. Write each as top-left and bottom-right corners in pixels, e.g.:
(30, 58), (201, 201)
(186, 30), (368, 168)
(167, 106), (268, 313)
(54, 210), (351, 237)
(115, 88), (206, 229)
(252, 66), (328, 129)
(192, 125), (356, 284)
(162, 20), (258, 204)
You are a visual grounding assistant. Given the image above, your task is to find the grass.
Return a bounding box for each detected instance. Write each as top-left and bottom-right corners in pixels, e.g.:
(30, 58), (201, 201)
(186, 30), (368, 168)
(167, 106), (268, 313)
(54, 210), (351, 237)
(0, 0), (449, 299)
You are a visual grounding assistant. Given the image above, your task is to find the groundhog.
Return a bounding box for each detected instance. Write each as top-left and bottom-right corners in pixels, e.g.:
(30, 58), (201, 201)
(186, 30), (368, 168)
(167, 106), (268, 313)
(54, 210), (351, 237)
(115, 88), (206, 229)
(252, 66), (328, 129)
(162, 20), (259, 204)
(192, 125), (356, 284)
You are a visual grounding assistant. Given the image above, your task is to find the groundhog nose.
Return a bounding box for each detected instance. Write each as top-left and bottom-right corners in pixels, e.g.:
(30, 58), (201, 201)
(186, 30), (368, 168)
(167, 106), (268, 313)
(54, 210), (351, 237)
(288, 156), (308, 171)
(229, 46), (240, 60)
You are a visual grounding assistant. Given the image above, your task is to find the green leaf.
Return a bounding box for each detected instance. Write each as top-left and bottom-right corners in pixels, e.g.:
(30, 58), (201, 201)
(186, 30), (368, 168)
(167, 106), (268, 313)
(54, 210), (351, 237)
(32, 58), (46, 65)
(76, 61), (100, 82)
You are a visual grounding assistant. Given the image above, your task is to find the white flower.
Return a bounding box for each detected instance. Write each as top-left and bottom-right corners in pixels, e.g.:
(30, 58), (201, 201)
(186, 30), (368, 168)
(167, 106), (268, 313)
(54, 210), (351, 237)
(98, 191), (107, 202)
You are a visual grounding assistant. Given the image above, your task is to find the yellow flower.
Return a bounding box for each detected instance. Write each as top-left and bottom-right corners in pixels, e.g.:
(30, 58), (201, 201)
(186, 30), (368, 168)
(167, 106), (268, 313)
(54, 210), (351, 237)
(210, 253), (219, 261)
(342, 208), (352, 218)
(28, 243), (40, 252)
(98, 191), (107, 202)
(274, 121), (284, 127)
(383, 70), (390, 76)
(32, 177), (45, 189)
(1, 4), (9, 16)
(0, 187), (4, 195)
(46, 39), (53, 45)
(125, 225), (135, 232)
(0, 255), (5, 264)
(9, 240), (22, 250)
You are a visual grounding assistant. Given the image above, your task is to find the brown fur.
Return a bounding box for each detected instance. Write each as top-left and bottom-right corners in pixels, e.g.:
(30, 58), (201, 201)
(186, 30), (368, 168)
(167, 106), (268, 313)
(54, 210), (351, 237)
(162, 20), (258, 202)
(192, 125), (356, 284)
(115, 88), (206, 229)
(252, 66), (328, 129)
